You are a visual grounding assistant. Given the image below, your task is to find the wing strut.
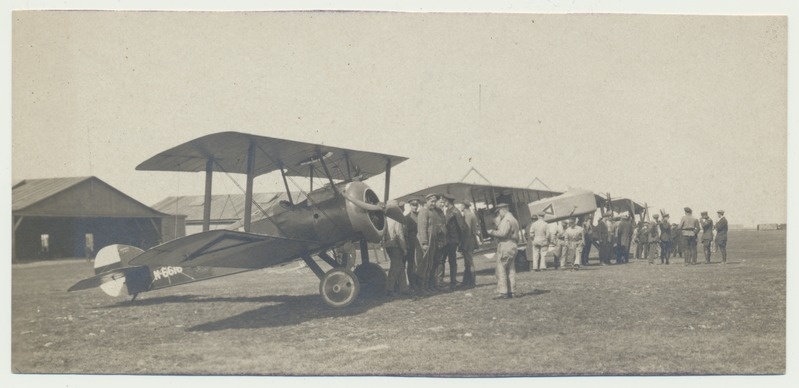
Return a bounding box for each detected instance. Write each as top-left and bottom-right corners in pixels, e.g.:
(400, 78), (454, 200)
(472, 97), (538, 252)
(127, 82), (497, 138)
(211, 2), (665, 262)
(279, 163), (294, 205)
(244, 140), (256, 232)
(383, 158), (391, 202)
(203, 159), (213, 232)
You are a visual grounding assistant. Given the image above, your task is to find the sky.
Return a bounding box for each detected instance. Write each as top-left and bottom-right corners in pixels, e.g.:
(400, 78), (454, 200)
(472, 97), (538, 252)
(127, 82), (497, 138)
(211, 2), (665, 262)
(9, 9), (789, 227)
(3, 2), (798, 388)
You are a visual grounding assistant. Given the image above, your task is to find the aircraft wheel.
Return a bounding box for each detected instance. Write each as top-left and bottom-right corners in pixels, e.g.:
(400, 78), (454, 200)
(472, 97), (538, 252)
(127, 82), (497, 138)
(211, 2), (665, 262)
(353, 262), (387, 288)
(319, 269), (360, 308)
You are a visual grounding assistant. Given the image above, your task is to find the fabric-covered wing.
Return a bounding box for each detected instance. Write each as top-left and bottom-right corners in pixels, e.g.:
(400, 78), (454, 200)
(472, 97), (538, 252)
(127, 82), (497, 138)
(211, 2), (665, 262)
(128, 230), (313, 269)
(608, 198), (646, 215)
(396, 182), (561, 204)
(136, 131), (407, 181)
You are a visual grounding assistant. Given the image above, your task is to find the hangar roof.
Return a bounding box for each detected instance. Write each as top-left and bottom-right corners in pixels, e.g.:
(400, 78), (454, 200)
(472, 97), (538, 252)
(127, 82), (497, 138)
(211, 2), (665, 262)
(152, 191), (306, 223)
(12, 176), (168, 218)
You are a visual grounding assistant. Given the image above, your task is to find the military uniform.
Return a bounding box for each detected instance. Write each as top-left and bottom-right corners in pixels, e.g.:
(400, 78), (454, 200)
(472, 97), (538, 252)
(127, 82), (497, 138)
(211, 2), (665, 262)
(562, 221), (584, 269)
(615, 216), (633, 264)
(441, 201), (468, 288)
(647, 217), (661, 264)
(403, 204), (420, 289)
(529, 216), (549, 270)
(700, 212), (714, 264)
(678, 208), (700, 265)
(488, 204), (519, 298)
(384, 217), (408, 294)
(659, 217), (672, 264)
(715, 211), (728, 263)
(461, 205), (480, 286)
(416, 195), (447, 292)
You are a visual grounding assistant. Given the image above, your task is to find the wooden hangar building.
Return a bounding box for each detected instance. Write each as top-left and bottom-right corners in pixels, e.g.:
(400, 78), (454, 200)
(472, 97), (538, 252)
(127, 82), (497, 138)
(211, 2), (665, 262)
(11, 176), (183, 261)
(151, 191), (303, 236)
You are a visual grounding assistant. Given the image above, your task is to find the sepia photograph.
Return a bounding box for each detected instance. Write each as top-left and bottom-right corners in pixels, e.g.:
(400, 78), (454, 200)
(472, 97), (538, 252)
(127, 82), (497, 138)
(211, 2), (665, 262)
(4, 1), (796, 387)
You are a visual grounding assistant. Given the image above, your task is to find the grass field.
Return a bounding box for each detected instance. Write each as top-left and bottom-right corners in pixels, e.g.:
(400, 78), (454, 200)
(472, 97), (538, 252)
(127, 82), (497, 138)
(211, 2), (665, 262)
(11, 230), (786, 376)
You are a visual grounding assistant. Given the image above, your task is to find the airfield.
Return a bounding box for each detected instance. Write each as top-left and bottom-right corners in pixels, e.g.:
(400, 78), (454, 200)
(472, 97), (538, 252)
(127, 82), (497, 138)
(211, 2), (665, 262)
(11, 230), (785, 376)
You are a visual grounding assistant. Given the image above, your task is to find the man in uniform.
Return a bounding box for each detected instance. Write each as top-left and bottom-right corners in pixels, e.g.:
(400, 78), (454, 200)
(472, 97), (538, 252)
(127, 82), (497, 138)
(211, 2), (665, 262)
(678, 207), (700, 265)
(384, 202), (408, 296)
(456, 201), (480, 287)
(594, 213), (611, 265)
(648, 214), (661, 264)
(403, 198), (421, 290)
(486, 203), (519, 299)
(416, 193), (446, 293)
(700, 211), (714, 264)
(637, 221), (650, 260)
(615, 213), (633, 264)
(659, 214), (672, 264)
(529, 212), (549, 271)
(580, 216), (593, 265)
(548, 220), (565, 269)
(715, 210), (728, 264)
(440, 193), (467, 289)
(671, 222), (683, 259)
(562, 218), (584, 270)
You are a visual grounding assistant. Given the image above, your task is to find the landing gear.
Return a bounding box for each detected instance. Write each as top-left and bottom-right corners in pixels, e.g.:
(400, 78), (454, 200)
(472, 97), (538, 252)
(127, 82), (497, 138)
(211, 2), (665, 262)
(353, 262), (387, 290)
(319, 269), (360, 308)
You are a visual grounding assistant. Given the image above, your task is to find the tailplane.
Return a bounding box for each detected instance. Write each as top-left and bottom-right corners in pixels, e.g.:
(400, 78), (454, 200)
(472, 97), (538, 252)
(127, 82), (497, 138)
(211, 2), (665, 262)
(69, 244), (151, 297)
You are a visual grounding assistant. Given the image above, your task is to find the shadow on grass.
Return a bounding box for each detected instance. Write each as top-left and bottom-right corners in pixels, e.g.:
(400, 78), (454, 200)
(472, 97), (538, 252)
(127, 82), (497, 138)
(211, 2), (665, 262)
(184, 289), (391, 331)
(95, 285), (393, 331)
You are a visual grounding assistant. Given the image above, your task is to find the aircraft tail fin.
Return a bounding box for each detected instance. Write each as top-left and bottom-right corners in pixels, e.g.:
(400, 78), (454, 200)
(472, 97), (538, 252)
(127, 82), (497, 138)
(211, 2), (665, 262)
(68, 244), (150, 297)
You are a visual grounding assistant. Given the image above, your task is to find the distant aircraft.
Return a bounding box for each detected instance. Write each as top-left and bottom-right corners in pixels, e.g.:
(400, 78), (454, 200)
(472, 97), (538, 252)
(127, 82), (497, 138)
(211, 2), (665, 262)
(528, 189), (648, 223)
(69, 131), (406, 307)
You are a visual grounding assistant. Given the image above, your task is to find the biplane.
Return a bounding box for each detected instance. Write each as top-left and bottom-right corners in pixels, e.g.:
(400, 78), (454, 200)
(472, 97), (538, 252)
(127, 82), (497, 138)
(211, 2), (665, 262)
(69, 131), (406, 307)
(528, 190), (648, 223)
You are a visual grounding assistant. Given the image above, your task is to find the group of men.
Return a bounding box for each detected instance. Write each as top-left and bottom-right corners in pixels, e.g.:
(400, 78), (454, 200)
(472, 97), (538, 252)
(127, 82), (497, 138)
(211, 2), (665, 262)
(382, 197), (730, 300)
(616, 208), (729, 266)
(383, 193), (482, 296)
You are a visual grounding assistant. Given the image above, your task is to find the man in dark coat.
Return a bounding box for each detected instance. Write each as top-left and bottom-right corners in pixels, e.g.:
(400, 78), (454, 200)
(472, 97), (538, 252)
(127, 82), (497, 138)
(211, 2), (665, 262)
(700, 211), (714, 264)
(594, 213), (611, 265)
(404, 198), (421, 290)
(715, 210), (728, 264)
(416, 193), (446, 292)
(615, 214), (633, 264)
(440, 193), (467, 288)
(659, 214), (672, 264)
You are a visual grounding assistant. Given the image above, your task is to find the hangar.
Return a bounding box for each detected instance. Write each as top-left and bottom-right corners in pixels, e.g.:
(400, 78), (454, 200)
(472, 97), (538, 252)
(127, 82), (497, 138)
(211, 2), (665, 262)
(151, 191), (303, 236)
(11, 176), (182, 261)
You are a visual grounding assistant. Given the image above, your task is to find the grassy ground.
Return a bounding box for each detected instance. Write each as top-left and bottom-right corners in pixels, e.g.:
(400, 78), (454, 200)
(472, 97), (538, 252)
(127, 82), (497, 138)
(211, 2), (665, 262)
(11, 230), (785, 376)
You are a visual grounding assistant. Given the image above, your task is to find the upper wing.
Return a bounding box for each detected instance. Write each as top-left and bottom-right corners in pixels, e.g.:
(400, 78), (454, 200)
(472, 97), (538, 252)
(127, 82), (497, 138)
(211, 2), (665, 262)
(608, 198), (647, 215)
(136, 131), (407, 181)
(527, 189), (603, 222)
(128, 230), (314, 269)
(395, 182), (561, 204)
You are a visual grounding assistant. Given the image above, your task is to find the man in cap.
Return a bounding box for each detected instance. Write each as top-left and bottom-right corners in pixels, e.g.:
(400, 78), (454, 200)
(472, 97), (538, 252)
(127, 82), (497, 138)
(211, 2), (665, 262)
(637, 221), (650, 259)
(440, 193), (467, 289)
(647, 214), (661, 264)
(562, 218), (584, 270)
(700, 211), (714, 264)
(456, 201), (480, 287)
(580, 216), (593, 265)
(404, 198), (421, 290)
(594, 212), (611, 265)
(529, 212), (550, 271)
(659, 214), (672, 264)
(384, 202), (408, 296)
(678, 207), (700, 265)
(615, 213), (633, 264)
(416, 193), (447, 293)
(487, 203), (519, 298)
(714, 210), (728, 264)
